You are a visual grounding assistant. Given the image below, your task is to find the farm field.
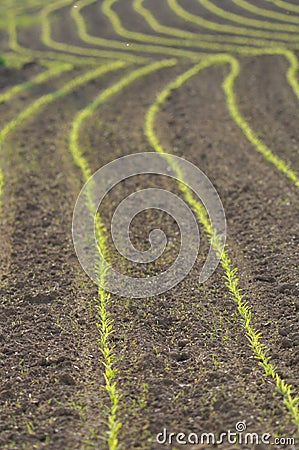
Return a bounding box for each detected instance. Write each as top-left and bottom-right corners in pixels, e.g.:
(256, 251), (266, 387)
(0, 0), (298, 449)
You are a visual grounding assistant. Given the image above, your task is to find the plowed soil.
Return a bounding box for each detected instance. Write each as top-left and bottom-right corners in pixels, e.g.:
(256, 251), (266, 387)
(0, 1), (298, 449)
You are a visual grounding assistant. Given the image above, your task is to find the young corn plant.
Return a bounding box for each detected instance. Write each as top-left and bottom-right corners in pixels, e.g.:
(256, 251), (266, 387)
(94, 212), (122, 450)
(96, 287), (122, 450)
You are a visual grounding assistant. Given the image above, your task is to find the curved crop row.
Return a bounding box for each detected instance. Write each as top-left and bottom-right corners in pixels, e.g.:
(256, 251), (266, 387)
(68, 58), (177, 449)
(144, 58), (299, 427)
(1, 1), (298, 447)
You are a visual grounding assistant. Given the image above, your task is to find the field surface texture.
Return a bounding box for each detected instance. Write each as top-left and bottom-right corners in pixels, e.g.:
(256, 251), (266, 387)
(0, 0), (298, 449)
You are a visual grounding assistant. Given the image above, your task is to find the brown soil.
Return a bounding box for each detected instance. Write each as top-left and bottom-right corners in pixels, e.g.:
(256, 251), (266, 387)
(0, 2), (298, 450)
